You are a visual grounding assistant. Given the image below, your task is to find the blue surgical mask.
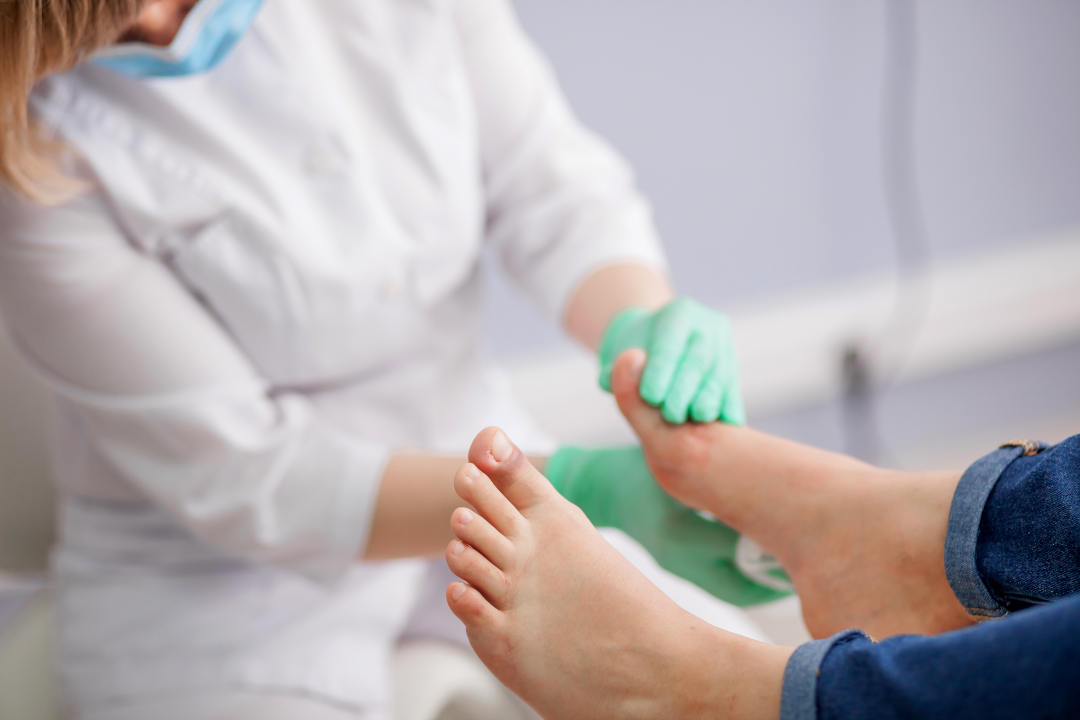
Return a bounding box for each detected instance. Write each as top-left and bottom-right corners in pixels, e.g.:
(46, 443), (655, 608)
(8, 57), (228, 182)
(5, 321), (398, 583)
(94, 0), (265, 78)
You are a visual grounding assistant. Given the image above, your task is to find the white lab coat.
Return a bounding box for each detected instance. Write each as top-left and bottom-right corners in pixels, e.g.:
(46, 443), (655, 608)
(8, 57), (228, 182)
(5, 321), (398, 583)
(0, 0), (664, 714)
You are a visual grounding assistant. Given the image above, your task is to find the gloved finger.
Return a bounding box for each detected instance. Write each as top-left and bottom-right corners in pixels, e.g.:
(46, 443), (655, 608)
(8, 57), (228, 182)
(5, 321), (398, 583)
(640, 307), (693, 406)
(688, 370), (723, 423)
(660, 332), (712, 424)
(719, 376), (747, 426)
(598, 362), (615, 393)
(597, 307), (651, 394)
(696, 326), (743, 424)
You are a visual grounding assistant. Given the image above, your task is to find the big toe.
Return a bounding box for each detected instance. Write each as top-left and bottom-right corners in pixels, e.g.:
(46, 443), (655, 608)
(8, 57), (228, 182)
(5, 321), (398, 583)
(468, 427), (555, 512)
(612, 349), (668, 439)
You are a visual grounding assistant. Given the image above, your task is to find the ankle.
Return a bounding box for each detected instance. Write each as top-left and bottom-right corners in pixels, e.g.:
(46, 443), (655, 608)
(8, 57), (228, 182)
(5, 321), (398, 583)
(700, 428), (877, 560)
(702, 426), (871, 508)
(878, 469), (963, 569)
(667, 627), (790, 720)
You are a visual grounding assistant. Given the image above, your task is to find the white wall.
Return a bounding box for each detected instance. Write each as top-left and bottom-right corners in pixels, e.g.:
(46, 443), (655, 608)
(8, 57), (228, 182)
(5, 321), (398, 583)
(485, 1), (1080, 463)
(486, 0), (1080, 355)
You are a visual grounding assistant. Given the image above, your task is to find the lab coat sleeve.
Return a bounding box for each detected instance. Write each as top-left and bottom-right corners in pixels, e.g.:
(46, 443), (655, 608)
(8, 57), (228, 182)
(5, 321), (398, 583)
(0, 191), (385, 584)
(453, 0), (668, 319)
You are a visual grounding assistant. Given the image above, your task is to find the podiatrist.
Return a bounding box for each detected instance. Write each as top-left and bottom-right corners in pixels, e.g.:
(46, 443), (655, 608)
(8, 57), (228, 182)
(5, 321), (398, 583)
(0, 1), (755, 717)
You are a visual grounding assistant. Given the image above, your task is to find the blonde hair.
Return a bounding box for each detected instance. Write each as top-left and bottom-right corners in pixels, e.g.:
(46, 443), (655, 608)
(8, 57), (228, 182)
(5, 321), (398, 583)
(1, 0), (146, 203)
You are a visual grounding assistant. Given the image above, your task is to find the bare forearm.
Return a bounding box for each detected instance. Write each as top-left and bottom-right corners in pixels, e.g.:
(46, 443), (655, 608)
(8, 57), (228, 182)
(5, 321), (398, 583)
(362, 453), (465, 561)
(362, 451), (549, 561)
(563, 262), (672, 350)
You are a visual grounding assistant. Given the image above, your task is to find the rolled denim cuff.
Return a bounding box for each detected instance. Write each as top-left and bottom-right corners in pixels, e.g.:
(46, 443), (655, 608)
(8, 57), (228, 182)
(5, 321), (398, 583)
(944, 442), (1046, 618)
(780, 630), (867, 720)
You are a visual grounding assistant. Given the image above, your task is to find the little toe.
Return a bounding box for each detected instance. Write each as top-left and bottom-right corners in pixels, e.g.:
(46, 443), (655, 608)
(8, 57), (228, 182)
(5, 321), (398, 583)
(446, 539), (510, 607)
(613, 349), (671, 439)
(446, 581), (502, 629)
(453, 463), (523, 536)
(468, 427), (555, 512)
(452, 507), (515, 570)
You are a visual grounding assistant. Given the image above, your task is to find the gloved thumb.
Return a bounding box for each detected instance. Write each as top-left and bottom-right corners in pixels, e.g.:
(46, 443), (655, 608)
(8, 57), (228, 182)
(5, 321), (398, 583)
(612, 349), (666, 439)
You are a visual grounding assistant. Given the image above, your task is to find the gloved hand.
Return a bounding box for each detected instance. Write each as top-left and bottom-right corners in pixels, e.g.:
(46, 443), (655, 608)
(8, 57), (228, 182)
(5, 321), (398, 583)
(597, 298), (745, 425)
(546, 444), (791, 607)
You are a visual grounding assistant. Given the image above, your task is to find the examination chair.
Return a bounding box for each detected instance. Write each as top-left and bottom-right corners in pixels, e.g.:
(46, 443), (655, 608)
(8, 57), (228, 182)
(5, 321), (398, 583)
(0, 324), (531, 720)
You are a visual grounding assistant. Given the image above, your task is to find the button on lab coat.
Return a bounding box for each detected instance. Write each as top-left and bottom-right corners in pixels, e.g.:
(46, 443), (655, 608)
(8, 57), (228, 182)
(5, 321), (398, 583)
(0, 0), (664, 712)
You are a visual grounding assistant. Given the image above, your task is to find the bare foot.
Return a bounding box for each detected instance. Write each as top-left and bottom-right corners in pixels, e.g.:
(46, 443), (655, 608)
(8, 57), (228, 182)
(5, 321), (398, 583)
(445, 427), (791, 720)
(610, 349), (974, 640)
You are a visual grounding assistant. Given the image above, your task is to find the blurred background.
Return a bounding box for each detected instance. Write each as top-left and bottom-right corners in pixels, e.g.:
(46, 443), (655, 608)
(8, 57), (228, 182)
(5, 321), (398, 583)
(1, 2), (1078, 714)
(487, 0), (1080, 469)
(3, 0), (1077, 571)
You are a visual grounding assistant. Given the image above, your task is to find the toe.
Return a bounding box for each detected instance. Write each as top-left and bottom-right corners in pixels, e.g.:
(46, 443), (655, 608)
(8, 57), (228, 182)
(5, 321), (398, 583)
(446, 539), (510, 607)
(453, 463), (523, 537)
(446, 581), (502, 629)
(452, 506), (515, 569)
(613, 349), (669, 437)
(719, 380), (748, 426)
(468, 427), (555, 512)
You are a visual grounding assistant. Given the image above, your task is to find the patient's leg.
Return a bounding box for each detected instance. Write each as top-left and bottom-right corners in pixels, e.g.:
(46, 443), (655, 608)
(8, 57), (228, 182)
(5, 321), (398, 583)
(610, 349), (973, 640)
(444, 427), (791, 720)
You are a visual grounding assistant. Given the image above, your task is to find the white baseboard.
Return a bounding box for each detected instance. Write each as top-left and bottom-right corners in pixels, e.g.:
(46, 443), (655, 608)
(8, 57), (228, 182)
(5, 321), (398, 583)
(507, 227), (1080, 445)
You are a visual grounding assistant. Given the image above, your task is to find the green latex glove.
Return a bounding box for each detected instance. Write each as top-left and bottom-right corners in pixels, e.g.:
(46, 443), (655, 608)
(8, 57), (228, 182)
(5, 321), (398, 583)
(546, 445), (791, 607)
(598, 298), (745, 425)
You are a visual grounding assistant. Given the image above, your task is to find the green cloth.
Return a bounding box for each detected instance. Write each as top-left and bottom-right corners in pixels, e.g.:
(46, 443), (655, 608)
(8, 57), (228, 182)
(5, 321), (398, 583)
(546, 444), (791, 607)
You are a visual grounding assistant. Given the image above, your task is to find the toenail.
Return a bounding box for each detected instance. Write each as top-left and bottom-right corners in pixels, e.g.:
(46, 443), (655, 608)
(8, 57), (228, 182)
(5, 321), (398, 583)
(490, 430), (512, 462)
(451, 584), (466, 600)
(457, 509), (474, 525)
(450, 540), (466, 555)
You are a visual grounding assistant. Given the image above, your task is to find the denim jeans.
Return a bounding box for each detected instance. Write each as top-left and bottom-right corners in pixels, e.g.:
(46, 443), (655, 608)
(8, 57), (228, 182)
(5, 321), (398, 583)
(780, 434), (1080, 720)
